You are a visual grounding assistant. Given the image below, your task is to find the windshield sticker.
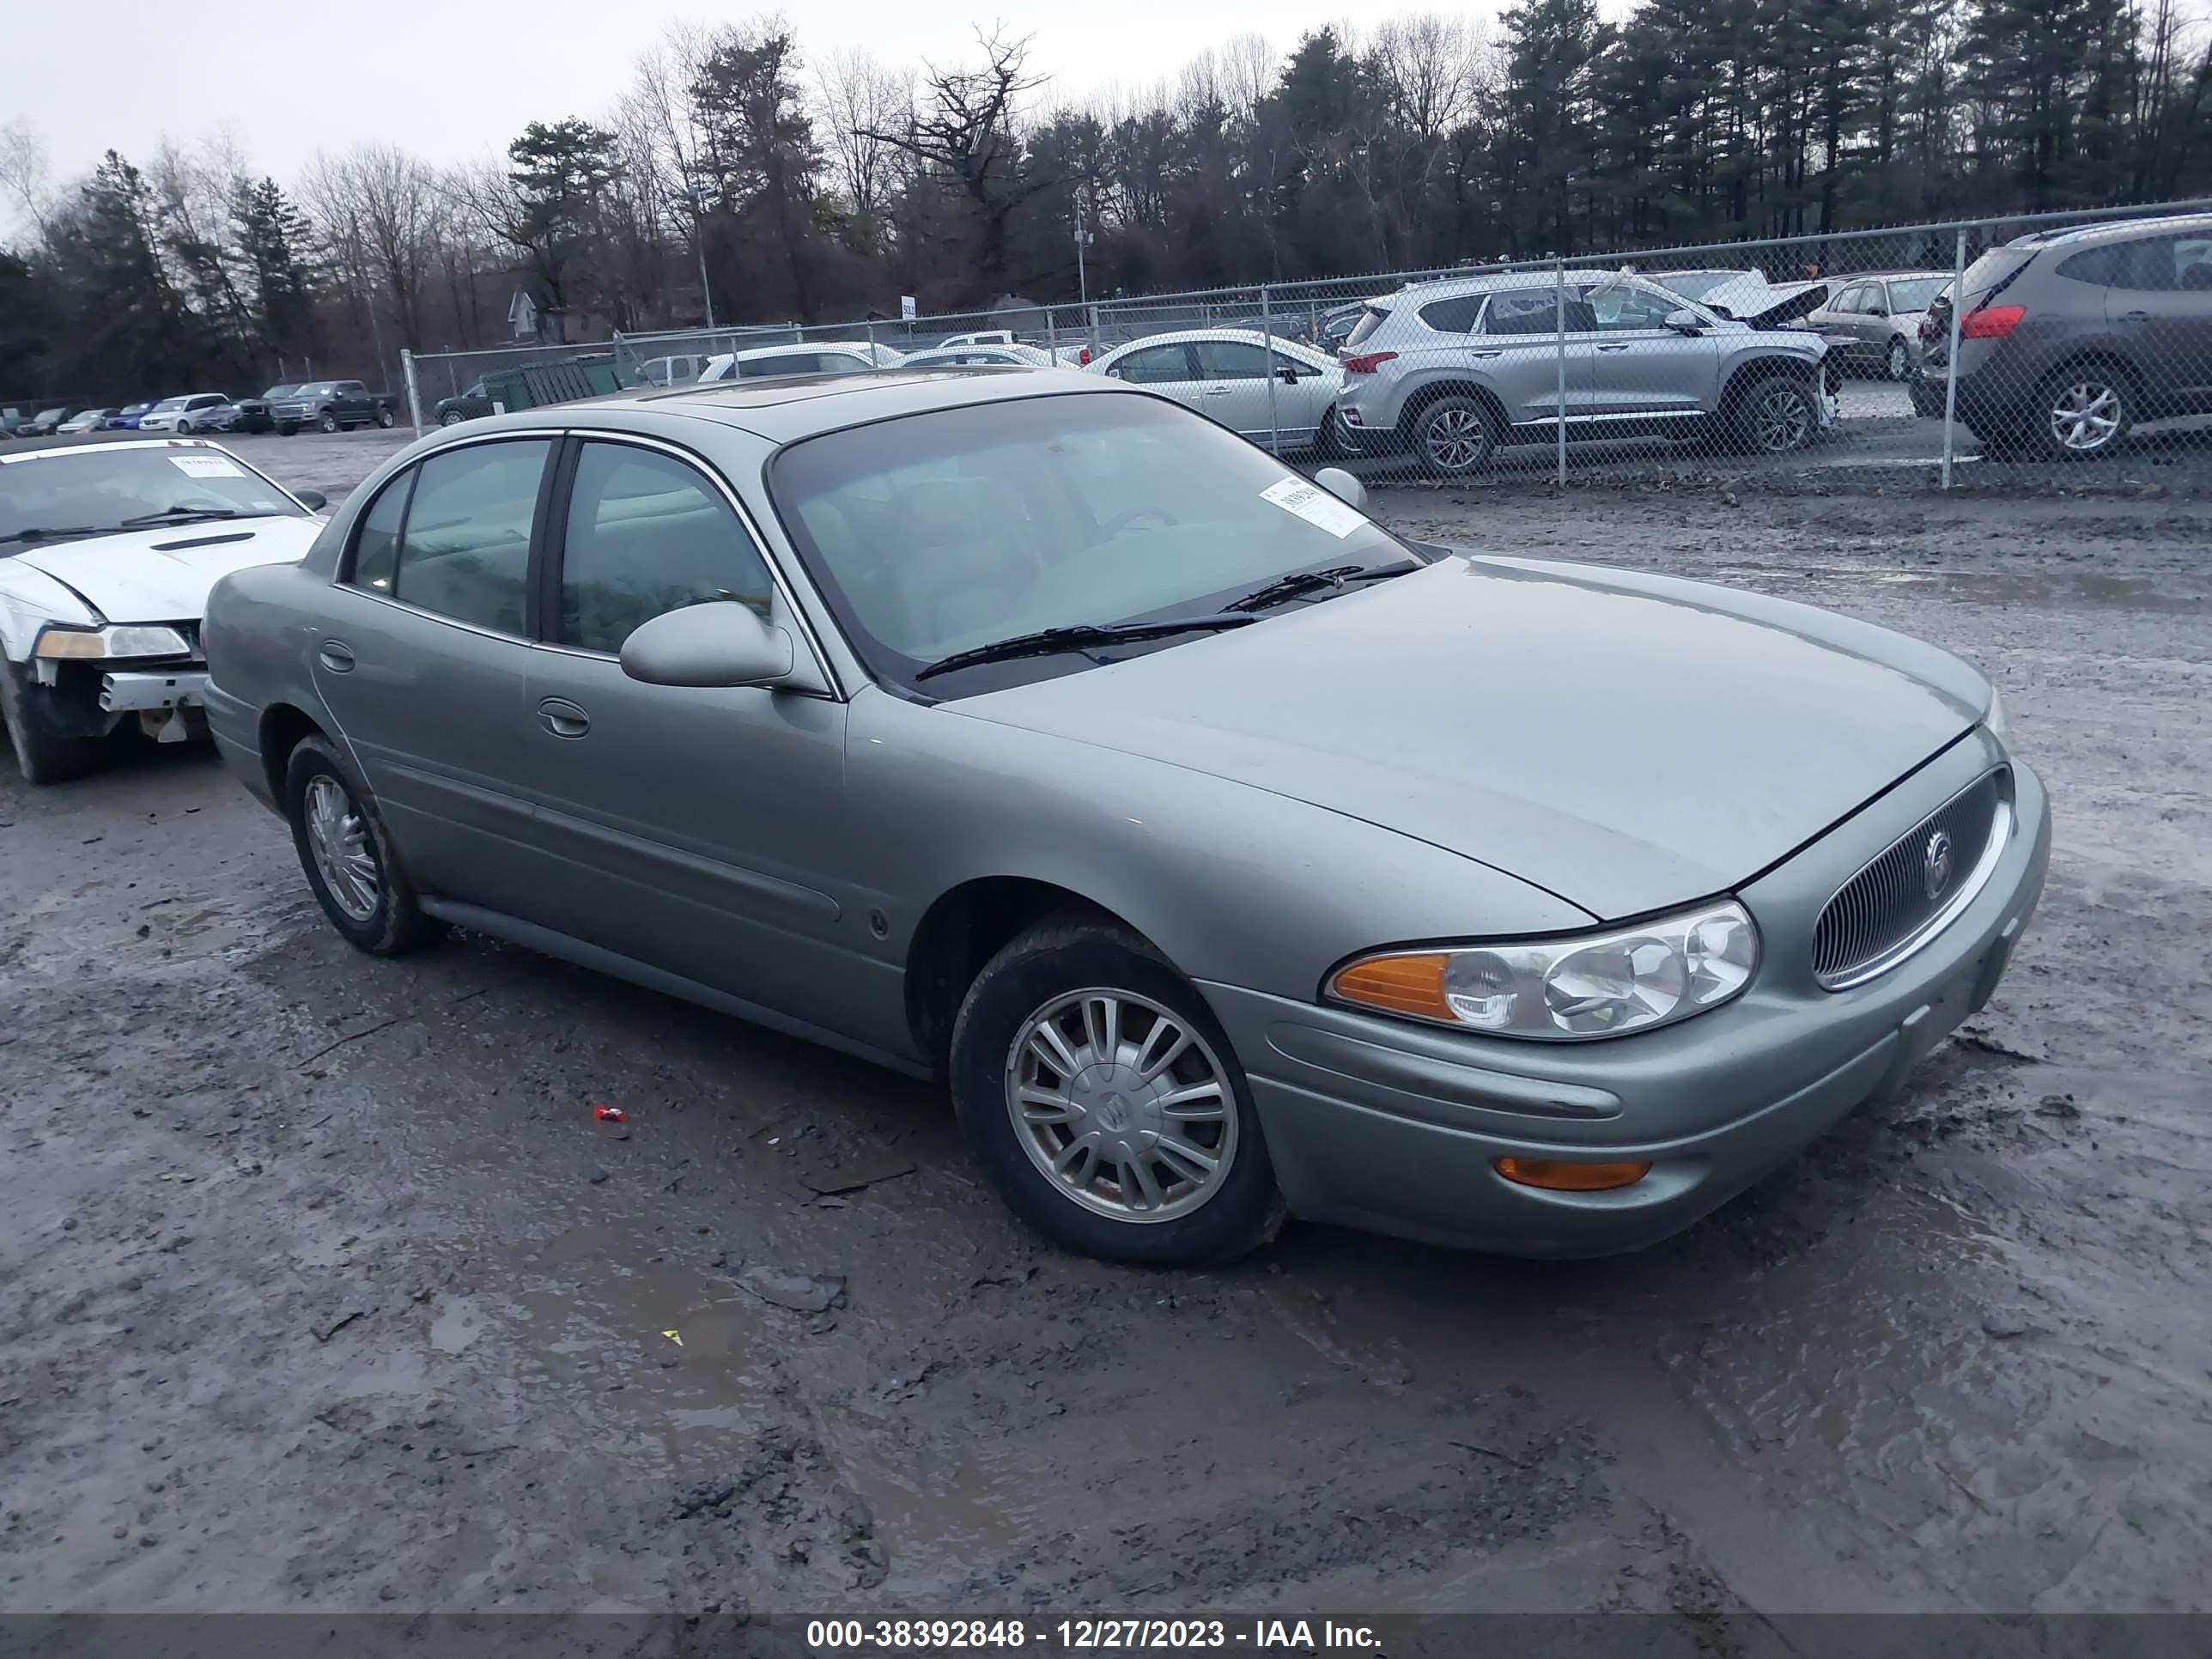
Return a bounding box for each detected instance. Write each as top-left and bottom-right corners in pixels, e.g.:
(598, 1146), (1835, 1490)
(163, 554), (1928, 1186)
(1260, 476), (1364, 538)
(170, 455), (246, 478)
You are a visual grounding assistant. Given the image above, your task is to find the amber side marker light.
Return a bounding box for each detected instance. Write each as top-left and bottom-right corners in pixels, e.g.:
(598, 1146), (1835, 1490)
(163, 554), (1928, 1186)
(1494, 1157), (1653, 1193)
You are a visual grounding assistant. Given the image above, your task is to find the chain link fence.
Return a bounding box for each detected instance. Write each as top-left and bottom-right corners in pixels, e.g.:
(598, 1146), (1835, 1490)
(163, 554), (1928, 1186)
(402, 196), (2212, 491)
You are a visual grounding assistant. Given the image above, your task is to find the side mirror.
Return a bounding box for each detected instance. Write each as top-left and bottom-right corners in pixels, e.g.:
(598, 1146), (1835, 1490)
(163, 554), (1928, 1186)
(1664, 308), (1707, 336)
(294, 489), (328, 512)
(1313, 466), (1367, 511)
(621, 600), (794, 689)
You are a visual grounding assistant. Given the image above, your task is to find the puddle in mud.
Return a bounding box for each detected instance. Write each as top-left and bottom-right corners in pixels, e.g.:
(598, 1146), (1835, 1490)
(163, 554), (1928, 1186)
(823, 1429), (1043, 1589)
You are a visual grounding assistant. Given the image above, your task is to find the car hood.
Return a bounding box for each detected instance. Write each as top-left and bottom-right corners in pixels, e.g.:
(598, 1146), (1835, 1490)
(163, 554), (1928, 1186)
(1705, 276), (1831, 328)
(8, 517), (320, 624)
(951, 555), (1988, 921)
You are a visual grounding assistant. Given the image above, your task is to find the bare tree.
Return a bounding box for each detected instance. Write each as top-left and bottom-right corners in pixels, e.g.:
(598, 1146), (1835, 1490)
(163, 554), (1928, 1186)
(0, 118), (53, 240)
(815, 46), (911, 252)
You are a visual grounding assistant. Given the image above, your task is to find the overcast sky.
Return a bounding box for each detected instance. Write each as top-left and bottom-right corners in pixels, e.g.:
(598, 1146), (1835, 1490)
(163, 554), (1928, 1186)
(3, 0), (1406, 194)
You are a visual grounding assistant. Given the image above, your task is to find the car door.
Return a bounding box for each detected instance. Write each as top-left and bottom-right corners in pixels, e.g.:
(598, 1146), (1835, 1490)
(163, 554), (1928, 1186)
(308, 435), (562, 918)
(1819, 283), (1871, 364)
(1474, 287), (1595, 425)
(2104, 232), (2212, 416)
(1188, 338), (1293, 441)
(1578, 280), (1721, 418)
(518, 436), (854, 1027)
(1102, 342), (1208, 415)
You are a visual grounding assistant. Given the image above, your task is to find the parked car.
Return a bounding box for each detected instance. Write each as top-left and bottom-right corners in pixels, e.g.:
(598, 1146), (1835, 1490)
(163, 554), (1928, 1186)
(0, 406), (33, 437)
(198, 369), (2045, 1267)
(898, 345), (1051, 369)
(137, 393), (233, 434)
(696, 341), (908, 381)
(1911, 212), (2212, 459)
(1085, 329), (1346, 451)
(631, 354), (711, 388)
(112, 399), (160, 431)
(19, 406), (81, 438)
(436, 380), (499, 426)
(1332, 270), (1838, 477)
(1802, 270), (1952, 380)
(56, 407), (126, 434)
(936, 330), (1017, 349)
(221, 386), (301, 434)
(0, 435), (326, 782)
(270, 380), (400, 434)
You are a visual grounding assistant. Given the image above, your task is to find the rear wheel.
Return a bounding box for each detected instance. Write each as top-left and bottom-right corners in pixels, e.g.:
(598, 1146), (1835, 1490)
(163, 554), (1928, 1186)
(0, 659), (109, 785)
(276, 423), (299, 437)
(1408, 395), (1499, 479)
(375, 407), (396, 428)
(950, 916), (1285, 1267)
(2030, 367), (2133, 460)
(284, 736), (444, 955)
(440, 409), (465, 427)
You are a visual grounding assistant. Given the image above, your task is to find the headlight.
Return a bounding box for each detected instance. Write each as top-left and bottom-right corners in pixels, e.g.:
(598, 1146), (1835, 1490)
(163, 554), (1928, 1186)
(33, 624), (193, 660)
(1984, 687), (2008, 743)
(1328, 899), (1759, 1042)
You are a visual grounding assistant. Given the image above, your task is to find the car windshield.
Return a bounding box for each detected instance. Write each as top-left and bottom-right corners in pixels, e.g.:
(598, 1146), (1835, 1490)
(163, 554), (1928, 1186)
(151, 398), (194, 410)
(1887, 277), (1948, 312)
(769, 392), (1412, 696)
(298, 382), (338, 395)
(0, 445), (305, 550)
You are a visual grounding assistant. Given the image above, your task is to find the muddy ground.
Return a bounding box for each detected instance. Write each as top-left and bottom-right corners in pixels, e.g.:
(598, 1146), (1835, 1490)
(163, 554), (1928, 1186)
(3, 435), (2209, 1615)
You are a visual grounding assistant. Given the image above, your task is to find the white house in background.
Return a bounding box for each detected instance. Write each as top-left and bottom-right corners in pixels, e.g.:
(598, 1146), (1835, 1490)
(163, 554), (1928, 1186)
(508, 289), (541, 341)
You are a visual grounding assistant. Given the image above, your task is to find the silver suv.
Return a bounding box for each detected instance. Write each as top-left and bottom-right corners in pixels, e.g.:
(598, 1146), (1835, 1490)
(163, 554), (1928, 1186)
(1334, 271), (1837, 477)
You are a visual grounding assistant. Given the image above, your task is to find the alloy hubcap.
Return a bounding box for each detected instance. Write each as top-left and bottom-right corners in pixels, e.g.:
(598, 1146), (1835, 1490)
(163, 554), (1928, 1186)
(1888, 343), (1909, 380)
(305, 775), (380, 922)
(2051, 382), (2122, 452)
(1425, 407), (1486, 470)
(1006, 989), (1236, 1224)
(1753, 389), (1812, 451)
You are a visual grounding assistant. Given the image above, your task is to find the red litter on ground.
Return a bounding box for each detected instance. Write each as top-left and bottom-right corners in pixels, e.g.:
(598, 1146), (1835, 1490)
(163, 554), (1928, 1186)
(593, 1105), (627, 1123)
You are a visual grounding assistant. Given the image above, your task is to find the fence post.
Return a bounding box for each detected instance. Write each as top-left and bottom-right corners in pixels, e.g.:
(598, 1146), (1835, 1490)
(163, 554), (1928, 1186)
(1046, 307), (1058, 357)
(400, 349), (423, 435)
(1553, 258), (1568, 488)
(1261, 285), (1281, 456)
(866, 318), (877, 363)
(1940, 228), (1967, 489)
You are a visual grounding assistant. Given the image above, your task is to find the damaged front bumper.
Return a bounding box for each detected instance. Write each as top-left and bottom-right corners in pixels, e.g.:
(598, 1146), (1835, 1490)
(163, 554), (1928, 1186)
(100, 666), (210, 743)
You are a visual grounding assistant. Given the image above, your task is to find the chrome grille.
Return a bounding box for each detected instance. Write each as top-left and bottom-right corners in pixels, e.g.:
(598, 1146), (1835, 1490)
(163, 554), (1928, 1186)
(1813, 768), (2009, 990)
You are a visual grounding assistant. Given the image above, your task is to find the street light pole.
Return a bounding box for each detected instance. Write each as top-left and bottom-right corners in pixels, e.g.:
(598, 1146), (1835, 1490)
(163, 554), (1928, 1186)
(1074, 217), (1092, 310)
(689, 185), (716, 331)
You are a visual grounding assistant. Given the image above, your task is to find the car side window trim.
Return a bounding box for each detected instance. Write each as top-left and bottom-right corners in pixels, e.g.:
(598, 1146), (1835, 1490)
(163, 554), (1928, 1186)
(528, 429), (842, 698)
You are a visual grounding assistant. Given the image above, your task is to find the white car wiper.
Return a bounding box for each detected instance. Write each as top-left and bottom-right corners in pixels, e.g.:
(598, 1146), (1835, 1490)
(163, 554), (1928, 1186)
(1226, 558), (1421, 614)
(915, 615), (1257, 681)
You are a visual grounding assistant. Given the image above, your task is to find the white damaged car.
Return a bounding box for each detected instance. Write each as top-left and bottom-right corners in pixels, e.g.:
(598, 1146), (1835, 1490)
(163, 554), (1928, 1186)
(1, 437), (327, 783)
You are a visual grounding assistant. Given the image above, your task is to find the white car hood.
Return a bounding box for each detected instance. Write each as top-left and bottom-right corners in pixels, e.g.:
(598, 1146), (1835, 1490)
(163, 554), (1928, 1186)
(7, 516), (320, 624)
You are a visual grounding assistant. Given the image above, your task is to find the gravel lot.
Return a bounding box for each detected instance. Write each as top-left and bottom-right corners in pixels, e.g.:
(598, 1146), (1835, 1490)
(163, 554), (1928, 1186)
(3, 428), (2209, 1615)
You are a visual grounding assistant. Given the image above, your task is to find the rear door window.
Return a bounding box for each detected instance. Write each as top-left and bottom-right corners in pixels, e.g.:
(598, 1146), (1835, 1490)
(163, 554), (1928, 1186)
(1108, 343), (1199, 384)
(1483, 289), (1595, 335)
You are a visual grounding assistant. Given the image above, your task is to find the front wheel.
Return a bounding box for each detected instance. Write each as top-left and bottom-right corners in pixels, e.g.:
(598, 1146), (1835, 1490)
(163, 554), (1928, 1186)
(1733, 375), (1820, 453)
(1409, 395), (1499, 479)
(950, 917), (1285, 1267)
(284, 736), (444, 955)
(1885, 338), (1912, 382)
(317, 412), (340, 434)
(0, 659), (109, 785)
(440, 410), (465, 427)
(276, 423), (299, 437)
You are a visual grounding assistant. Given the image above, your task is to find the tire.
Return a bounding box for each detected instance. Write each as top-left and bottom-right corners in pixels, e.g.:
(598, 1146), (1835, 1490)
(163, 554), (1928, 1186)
(276, 423), (298, 437)
(176, 418), (195, 435)
(0, 659), (108, 786)
(949, 915), (1285, 1267)
(1886, 338), (1911, 382)
(1407, 394), (1498, 479)
(376, 407), (396, 428)
(439, 410), (465, 427)
(283, 735), (444, 955)
(2027, 365), (2134, 460)
(1731, 374), (1820, 454)
(317, 411), (340, 434)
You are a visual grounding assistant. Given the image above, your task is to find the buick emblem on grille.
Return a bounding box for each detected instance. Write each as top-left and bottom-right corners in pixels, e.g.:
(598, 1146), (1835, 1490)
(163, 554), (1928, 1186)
(1923, 829), (1955, 900)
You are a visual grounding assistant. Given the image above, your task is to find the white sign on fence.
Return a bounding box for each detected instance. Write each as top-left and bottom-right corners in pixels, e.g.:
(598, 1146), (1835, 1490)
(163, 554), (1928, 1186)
(899, 295), (917, 321)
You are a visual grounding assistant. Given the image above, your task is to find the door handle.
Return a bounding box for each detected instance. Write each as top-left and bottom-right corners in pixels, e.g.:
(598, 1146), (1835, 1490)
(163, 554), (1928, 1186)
(1200, 386), (1232, 397)
(317, 641), (356, 672)
(1596, 343), (1632, 352)
(2119, 309), (2150, 321)
(537, 697), (590, 738)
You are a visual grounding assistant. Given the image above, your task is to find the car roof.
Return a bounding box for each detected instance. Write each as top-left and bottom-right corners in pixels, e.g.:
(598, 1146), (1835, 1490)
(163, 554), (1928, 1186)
(0, 434), (229, 465)
(470, 367), (1143, 447)
(2014, 211), (2212, 249)
(1386, 269), (1674, 301)
(720, 340), (880, 362)
(1099, 327), (1329, 354)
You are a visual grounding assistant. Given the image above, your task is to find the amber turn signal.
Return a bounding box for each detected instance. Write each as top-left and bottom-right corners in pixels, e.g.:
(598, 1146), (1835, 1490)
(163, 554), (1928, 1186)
(1328, 951), (1452, 1020)
(1493, 1157), (1653, 1192)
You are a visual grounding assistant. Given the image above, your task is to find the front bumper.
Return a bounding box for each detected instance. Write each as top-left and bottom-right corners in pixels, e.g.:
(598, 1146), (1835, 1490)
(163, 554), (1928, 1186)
(1202, 738), (2050, 1257)
(100, 667), (209, 714)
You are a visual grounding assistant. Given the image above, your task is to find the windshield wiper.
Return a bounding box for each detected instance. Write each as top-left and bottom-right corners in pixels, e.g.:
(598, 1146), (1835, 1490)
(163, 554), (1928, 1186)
(0, 526), (99, 547)
(118, 505), (246, 527)
(914, 615), (1257, 681)
(1225, 558), (1423, 614)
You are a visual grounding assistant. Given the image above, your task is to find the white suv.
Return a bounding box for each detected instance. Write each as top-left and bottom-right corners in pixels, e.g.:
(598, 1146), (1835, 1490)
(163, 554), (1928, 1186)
(1333, 271), (1837, 477)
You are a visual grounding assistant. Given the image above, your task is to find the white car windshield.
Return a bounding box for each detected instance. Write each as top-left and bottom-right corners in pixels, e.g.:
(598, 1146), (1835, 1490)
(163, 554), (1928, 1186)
(0, 447), (306, 549)
(152, 398), (193, 410)
(771, 392), (1410, 694)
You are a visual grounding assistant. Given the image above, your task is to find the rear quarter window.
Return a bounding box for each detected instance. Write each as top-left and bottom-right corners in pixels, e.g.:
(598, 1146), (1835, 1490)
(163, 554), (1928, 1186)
(2056, 246), (2126, 287)
(1416, 296), (1484, 333)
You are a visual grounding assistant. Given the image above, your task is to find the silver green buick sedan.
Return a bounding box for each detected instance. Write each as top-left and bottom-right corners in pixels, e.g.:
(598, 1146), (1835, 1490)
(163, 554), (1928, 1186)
(202, 367), (2049, 1267)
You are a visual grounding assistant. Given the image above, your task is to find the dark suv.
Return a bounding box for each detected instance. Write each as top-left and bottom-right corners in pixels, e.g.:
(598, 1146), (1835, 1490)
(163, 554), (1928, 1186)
(1912, 213), (2212, 459)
